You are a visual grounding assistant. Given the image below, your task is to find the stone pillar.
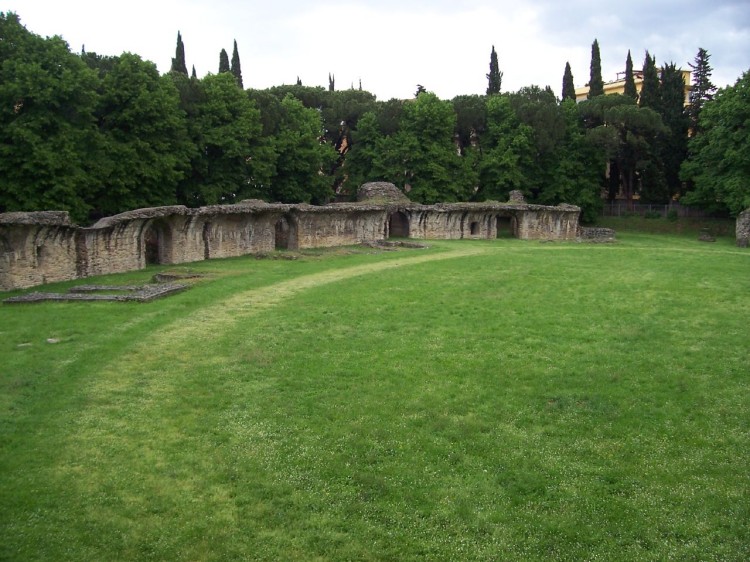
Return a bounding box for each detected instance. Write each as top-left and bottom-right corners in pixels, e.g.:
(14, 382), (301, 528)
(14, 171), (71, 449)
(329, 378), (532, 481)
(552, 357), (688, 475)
(737, 209), (750, 248)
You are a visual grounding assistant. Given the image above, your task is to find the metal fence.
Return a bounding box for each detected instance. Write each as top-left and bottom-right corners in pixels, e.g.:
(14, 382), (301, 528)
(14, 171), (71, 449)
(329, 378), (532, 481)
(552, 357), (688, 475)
(601, 202), (724, 218)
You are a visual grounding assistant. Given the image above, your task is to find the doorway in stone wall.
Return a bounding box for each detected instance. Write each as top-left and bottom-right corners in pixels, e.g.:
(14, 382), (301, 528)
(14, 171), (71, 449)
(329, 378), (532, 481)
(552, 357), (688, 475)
(143, 220), (172, 265)
(389, 212), (409, 238)
(275, 217), (290, 249)
(496, 216), (515, 238)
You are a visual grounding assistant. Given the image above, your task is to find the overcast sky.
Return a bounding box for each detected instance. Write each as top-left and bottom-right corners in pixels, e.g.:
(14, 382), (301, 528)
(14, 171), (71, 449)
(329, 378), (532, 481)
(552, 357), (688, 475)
(5, 0), (749, 100)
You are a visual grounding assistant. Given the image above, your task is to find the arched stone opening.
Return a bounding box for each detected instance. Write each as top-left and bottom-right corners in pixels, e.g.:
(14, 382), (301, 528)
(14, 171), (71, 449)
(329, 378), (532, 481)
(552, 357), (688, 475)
(388, 211), (410, 238)
(496, 215), (516, 238)
(469, 221), (480, 236)
(275, 217), (291, 249)
(142, 220), (173, 265)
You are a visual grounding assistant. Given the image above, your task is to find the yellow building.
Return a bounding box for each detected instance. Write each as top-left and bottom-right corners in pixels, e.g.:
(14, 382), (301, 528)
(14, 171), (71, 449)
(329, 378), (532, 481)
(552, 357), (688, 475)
(575, 68), (692, 106)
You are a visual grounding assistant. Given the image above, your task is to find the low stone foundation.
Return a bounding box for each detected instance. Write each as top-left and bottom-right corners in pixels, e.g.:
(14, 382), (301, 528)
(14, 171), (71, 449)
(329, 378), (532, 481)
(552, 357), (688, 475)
(578, 227), (616, 242)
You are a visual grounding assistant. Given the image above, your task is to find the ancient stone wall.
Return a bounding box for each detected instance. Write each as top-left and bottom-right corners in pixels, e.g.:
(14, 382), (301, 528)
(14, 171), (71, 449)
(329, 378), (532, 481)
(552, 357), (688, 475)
(0, 213), (78, 290)
(0, 187), (582, 291)
(737, 209), (750, 248)
(294, 207), (388, 249)
(515, 205), (580, 240)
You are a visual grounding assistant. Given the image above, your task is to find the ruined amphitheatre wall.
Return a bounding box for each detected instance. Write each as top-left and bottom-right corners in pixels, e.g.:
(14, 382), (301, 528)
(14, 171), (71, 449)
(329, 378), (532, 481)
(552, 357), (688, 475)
(515, 205), (581, 240)
(0, 213), (78, 290)
(402, 206), (516, 239)
(0, 185), (582, 291)
(294, 206), (388, 249)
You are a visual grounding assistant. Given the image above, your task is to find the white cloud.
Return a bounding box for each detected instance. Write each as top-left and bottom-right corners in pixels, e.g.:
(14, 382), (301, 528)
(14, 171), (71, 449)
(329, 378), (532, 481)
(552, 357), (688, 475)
(3, 0), (749, 99)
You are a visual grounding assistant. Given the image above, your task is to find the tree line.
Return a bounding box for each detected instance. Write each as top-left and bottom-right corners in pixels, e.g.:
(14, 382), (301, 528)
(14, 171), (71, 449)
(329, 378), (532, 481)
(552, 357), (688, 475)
(1, 13), (748, 225)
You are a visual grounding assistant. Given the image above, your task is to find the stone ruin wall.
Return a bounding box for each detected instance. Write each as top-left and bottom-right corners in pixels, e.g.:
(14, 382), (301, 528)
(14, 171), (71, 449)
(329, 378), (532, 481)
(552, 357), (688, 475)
(1, 187), (583, 291)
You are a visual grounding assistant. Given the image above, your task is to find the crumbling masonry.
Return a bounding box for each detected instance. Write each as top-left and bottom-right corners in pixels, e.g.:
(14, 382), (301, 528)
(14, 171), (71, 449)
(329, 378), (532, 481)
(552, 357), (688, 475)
(0, 184), (583, 291)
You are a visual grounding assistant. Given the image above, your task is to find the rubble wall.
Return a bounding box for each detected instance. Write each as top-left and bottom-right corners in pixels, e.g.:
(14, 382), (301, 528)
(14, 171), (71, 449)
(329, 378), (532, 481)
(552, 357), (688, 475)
(0, 196), (581, 291)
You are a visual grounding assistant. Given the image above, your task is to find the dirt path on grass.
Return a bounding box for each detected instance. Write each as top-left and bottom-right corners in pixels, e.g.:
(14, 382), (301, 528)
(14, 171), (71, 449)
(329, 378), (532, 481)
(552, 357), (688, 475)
(162, 245), (488, 345)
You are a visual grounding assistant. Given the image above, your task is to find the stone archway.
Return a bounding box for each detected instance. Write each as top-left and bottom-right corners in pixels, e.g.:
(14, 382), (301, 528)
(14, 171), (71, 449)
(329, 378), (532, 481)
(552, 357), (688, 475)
(142, 220), (173, 265)
(275, 217), (291, 249)
(388, 212), (410, 238)
(496, 215), (517, 238)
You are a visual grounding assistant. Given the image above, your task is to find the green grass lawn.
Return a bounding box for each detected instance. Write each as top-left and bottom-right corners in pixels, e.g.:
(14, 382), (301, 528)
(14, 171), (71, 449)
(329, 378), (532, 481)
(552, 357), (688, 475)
(1, 234), (748, 561)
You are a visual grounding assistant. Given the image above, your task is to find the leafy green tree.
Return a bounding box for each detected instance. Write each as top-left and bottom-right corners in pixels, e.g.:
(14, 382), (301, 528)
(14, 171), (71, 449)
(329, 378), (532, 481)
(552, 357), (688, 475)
(639, 51), (660, 110)
(320, 89), (378, 196)
(219, 48), (230, 73)
(681, 71), (750, 215)
(374, 98), (405, 136)
(0, 12), (99, 222)
(171, 31), (188, 75)
(623, 50), (637, 101)
(587, 39), (604, 98)
(509, 86), (567, 200)
(657, 62), (690, 198)
(344, 111), (384, 189)
(545, 100), (605, 221)
(687, 48), (716, 134)
(231, 40), (243, 88)
(268, 94), (337, 204)
(486, 45), (503, 95)
(91, 53), (192, 216)
(376, 93), (475, 203)
(181, 73), (267, 205)
(580, 94), (667, 207)
(477, 94), (535, 200)
(561, 62), (576, 102)
(452, 94), (488, 152)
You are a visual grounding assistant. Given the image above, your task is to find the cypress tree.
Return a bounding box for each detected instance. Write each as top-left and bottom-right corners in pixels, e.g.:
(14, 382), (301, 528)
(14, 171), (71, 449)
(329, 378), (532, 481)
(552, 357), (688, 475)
(219, 48), (230, 74)
(231, 40), (243, 88)
(171, 31), (188, 75)
(639, 51), (660, 110)
(623, 50), (638, 101)
(486, 45), (503, 95)
(587, 39), (604, 99)
(328, 73), (335, 92)
(191, 65), (197, 79)
(688, 48), (716, 134)
(659, 62), (690, 196)
(561, 62), (575, 101)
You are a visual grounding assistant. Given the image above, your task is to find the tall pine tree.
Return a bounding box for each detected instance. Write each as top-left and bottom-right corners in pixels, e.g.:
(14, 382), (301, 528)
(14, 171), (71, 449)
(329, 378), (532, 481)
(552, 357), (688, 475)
(561, 62), (575, 101)
(688, 47), (716, 134)
(623, 50), (638, 101)
(219, 48), (230, 73)
(486, 45), (502, 95)
(587, 39), (604, 99)
(639, 51), (660, 110)
(231, 40), (243, 88)
(170, 31), (188, 75)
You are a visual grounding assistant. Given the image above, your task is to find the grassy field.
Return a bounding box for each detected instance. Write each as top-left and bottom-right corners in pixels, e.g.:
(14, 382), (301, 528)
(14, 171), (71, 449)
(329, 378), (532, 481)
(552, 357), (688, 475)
(1, 233), (748, 561)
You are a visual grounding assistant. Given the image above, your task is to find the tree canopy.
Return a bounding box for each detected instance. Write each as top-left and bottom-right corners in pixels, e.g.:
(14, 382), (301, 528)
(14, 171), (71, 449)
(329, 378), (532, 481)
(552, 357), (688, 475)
(0, 13), (743, 226)
(681, 71), (750, 216)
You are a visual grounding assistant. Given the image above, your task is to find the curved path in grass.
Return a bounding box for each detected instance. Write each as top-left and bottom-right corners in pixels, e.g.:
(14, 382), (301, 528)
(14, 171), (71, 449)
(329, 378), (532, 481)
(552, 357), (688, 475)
(154, 245), (490, 348)
(83, 244), (492, 414)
